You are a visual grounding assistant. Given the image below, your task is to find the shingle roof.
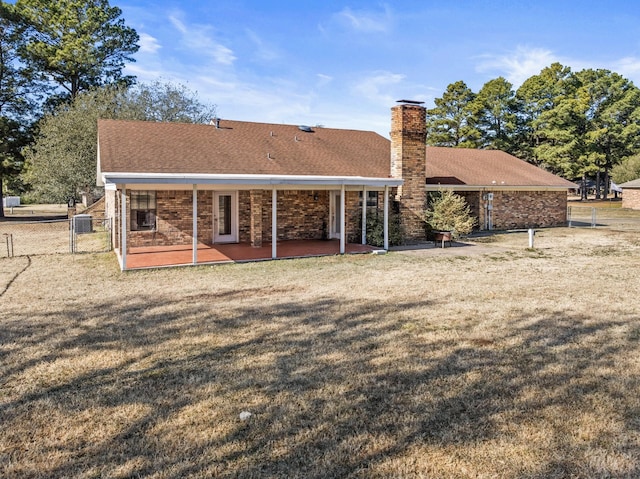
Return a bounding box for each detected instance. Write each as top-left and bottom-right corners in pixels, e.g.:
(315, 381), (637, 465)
(98, 119), (574, 189)
(620, 178), (640, 188)
(98, 119), (391, 178)
(425, 146), (576, 188)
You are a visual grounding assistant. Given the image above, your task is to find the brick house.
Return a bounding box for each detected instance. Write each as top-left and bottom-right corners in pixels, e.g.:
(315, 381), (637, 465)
(98, 101), (574, 269)
(620, 179), (640, 210)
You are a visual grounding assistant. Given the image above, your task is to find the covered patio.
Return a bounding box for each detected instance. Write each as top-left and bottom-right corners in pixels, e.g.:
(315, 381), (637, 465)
(103, 175), (401, 271)
(124, 239), (378, 269)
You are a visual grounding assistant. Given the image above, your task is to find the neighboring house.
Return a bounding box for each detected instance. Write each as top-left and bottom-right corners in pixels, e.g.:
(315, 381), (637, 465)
(620, 179), (640, 210)
(97, 101), (574, 270)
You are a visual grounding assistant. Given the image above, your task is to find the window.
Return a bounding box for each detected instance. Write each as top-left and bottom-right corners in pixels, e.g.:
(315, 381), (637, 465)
(359, 190), (379, 208)
(130, 191), (156, 231)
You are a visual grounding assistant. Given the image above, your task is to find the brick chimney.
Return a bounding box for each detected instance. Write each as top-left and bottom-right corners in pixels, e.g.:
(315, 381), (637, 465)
(390, 101), (427, 240)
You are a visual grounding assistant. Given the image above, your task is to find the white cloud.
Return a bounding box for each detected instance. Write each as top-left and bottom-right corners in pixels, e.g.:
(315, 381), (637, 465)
(123, 63), (166, 81)
(245, 29), (279, 62)
(613, 57), (640, 83)
(352, 71), (406, 105)
(316, 73), (333, 87)
(474, 47), (640, 87)
(138, 33), (161, 54)
(334, 5), (393, 33)
(476, 46), (559, 87)
(168, 13), (236, 65)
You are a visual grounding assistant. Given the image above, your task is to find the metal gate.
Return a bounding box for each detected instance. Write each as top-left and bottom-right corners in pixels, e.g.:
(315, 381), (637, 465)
(69, 215), (113, 254)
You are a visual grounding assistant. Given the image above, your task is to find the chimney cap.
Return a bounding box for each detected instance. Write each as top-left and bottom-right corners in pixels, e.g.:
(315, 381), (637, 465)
(396, 99), (424, 105)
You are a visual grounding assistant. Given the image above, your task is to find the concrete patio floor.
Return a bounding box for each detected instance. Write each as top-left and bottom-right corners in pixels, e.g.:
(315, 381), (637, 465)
(123, 239), (379, 269)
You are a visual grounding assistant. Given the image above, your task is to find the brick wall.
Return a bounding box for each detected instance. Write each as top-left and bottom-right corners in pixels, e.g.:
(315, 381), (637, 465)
(622, 188), (640, 210)
(249, 190), (263, 246)
(127, 190), (213, 249)
(248, 190), (329, 242)
(111, 188), (388, 250)
(240, 189), (366, 243)
(486, 190), (567, 229)
(429, 190), (567, 231)
(390, 104), (427, 240)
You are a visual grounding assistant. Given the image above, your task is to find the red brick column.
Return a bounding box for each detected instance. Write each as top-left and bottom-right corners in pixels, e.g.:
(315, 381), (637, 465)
(250, 190), (263, 247)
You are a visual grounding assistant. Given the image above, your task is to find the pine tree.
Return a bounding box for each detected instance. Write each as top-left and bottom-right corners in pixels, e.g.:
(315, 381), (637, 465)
(426, 81), (480, 147)
(423, 189), (475, 239)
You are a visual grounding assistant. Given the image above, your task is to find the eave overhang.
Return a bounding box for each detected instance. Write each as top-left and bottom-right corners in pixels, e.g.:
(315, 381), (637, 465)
(100, 172), (403, 191)
(425, 184), (575, 192)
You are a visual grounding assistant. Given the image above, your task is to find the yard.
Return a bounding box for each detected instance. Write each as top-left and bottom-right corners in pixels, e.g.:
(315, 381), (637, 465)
(1, 227), (639, 478)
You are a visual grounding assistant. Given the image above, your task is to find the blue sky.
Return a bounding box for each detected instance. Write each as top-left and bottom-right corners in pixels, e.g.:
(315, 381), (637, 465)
(117, 0), (640, 137)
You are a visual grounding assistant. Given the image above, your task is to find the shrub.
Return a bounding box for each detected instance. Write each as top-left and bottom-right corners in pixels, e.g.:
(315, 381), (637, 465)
(349, 208), (404, 247)
(423, 189), (475, 239)
(612, 154), (640, 184)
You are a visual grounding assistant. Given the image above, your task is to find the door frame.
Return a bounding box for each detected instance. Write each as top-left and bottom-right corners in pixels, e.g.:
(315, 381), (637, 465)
(213, 191), (239, 243)
(329, 190), (342, 239)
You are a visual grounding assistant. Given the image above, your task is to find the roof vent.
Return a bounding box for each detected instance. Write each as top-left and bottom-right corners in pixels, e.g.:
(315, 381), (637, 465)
(298, 125), (314, 133)
(209, 117), (220, 128)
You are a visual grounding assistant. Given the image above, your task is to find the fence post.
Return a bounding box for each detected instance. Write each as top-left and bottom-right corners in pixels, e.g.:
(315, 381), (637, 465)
(568, 206), (572, 227)
(69, 217), (76, 253)
(3, 233), (13, 257)
(591, 207), (596, 228)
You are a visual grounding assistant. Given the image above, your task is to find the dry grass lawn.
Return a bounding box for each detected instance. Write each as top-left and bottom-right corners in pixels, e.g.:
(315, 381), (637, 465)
(1, 227), (639, 478)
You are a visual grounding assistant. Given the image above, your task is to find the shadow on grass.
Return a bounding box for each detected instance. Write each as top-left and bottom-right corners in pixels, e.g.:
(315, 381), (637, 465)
(1, 288), (639, 478)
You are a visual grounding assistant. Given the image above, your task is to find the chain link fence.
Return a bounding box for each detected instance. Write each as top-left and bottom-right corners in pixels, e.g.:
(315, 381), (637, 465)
(2, 208), (639, 258)
(567, 206), (640, 230)
(0, 216), (112, 258)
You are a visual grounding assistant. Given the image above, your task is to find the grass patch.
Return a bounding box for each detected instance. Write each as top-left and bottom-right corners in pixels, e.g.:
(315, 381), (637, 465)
(1, 227), (640, 478)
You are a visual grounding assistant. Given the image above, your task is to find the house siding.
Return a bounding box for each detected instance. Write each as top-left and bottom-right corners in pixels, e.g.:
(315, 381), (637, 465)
(437, 190), (567, 230)
(483, 190), (567, 229)
(122, 190), (213, 249)
(250, 190), (360, 242)
(622, 188), (640, 210)
(109, 189), (371, 251)
(111, 189), (233, 250)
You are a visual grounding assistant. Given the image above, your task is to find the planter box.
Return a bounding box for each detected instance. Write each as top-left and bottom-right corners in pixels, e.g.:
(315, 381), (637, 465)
(433, 231), (452, 248)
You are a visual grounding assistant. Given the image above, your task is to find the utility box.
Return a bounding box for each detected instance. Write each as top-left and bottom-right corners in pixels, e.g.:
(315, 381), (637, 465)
(73, 214), (93, 234)
(2, 196), (20, 207)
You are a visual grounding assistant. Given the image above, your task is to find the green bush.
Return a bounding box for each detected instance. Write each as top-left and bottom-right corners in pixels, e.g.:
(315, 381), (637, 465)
(349, 208), (404, 247)
(611, 154), (640, 184)
(423, 189), (475, 239)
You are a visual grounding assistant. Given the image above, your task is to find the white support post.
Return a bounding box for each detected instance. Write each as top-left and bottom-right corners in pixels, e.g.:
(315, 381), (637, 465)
(120, 187), (127, 270)
(272, 187), (277, 259)
(361, 186), (367, 245)
(383, 186), (389, 251)
(192, 185), (198, 265)
(340, 184), (346, 254)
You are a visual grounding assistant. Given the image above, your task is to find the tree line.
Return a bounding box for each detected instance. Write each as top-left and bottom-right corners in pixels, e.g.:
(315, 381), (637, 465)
(0, 0), (215, 216)
(3, 1), (640, 215)
(426, 63), (640, 198)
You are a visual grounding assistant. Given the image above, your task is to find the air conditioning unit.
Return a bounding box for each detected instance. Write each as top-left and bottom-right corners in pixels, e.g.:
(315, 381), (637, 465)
(73, 214), (93, 234)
